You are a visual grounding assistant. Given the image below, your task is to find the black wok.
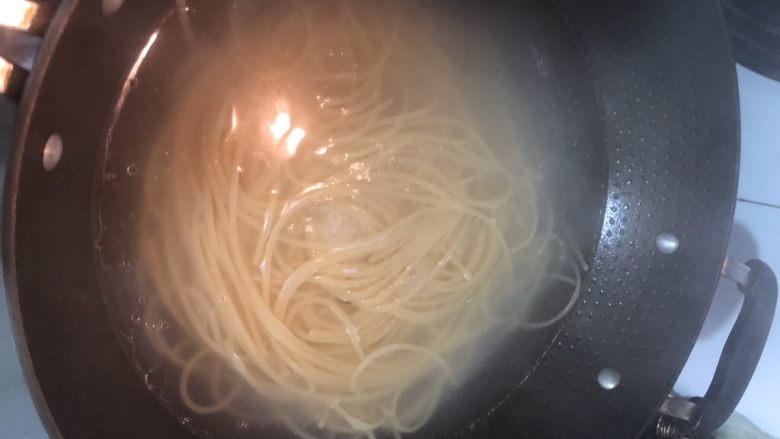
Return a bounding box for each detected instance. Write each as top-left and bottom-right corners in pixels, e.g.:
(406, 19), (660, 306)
(1, 0), (776, 438)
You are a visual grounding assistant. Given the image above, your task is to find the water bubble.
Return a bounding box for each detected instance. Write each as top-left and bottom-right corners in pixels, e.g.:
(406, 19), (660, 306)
(146, 321), (165, 330)
(236, 419), (250, 430)
(130, 313), (141, 324)
(179, 416), (192, 426)
(144, 367), (167, 388)
(126, 164), (138, 175)
(104, 172), (116, 182)
(137, 296), (147, 305)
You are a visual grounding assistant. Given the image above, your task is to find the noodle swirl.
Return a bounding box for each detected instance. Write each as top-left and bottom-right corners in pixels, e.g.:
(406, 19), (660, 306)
(138, 2), (581, 437)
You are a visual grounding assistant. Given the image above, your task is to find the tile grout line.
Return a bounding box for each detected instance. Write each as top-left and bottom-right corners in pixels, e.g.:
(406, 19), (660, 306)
(737, 198), (780, 210)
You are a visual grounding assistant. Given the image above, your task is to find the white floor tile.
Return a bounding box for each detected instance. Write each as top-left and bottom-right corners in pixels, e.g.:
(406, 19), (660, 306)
(675, 201), (780, 436)
(1, 287), (47, 439)
(0, 390), (47, 439)
(737, 66), (780, 207)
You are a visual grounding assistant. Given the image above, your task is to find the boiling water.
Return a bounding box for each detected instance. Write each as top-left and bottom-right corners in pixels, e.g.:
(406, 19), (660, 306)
(94, 1), (600, 438)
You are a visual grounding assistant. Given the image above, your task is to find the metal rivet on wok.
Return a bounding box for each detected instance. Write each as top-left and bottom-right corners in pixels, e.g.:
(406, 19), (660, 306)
(598, 368), (621, 390)
(42, 133), (63, 171)
(655, 232), (679, 254)
(102, 0), (124, 16)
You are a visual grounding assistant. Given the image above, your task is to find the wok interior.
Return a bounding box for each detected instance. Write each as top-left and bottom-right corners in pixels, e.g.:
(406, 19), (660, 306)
(92, 1), (606, 437)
